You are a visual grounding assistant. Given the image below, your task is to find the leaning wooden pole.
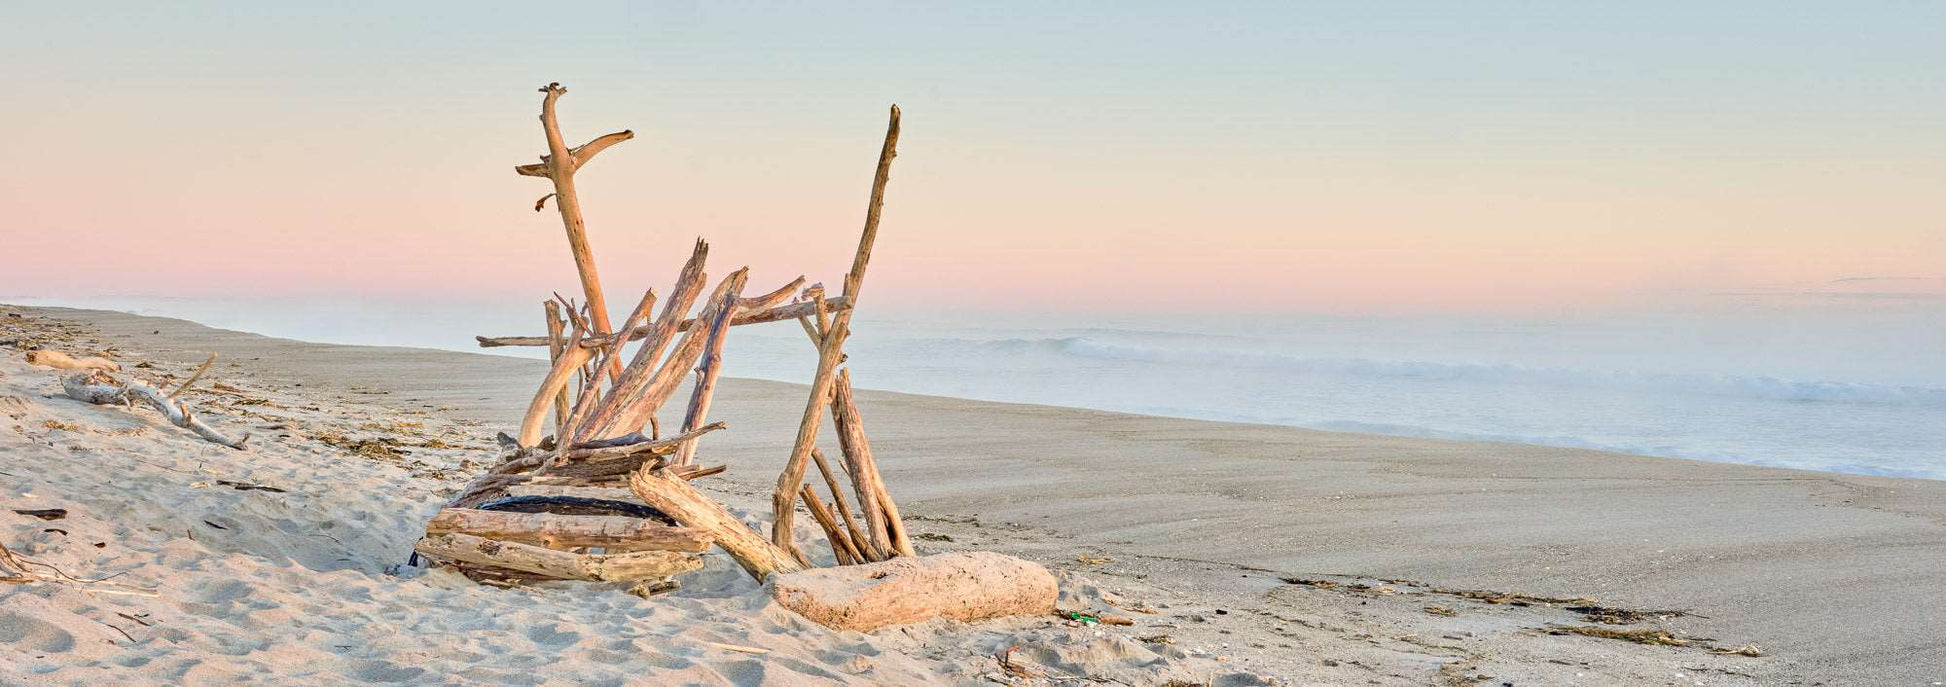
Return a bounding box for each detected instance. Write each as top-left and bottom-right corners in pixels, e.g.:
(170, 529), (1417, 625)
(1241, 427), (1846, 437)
(519, 82), (634, 382)
(771, 104), (900, 555)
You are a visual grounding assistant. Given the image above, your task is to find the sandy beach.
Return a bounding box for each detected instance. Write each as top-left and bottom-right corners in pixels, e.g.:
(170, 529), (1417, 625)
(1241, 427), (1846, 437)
(5, 304), (1943, 685)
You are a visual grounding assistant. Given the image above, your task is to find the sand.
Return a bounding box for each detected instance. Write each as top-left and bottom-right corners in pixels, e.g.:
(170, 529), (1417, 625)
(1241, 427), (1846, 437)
(5, 305), (1944, 685)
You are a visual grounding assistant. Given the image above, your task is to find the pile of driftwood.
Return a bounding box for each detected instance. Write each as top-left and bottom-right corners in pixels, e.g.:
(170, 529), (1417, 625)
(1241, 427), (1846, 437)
(413, 84), (913, 591)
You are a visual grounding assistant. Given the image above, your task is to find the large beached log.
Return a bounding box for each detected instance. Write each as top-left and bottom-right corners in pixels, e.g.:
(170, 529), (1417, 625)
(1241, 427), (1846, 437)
(61, 371), (248, 449)
(474, 296), (851, 348)
(424, 509), (710, 552)
(518, 82), (633, 381)
(772, 104), (901, 555)
(771, 552), (1057, 633)
(629, 466), (803, 582)
(504, 485), (643, 502)
(415, 532), (701, 582)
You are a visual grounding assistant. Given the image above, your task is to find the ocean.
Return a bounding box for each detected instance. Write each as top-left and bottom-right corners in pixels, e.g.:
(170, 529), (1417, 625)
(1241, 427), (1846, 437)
(12, 295), (1944, 480)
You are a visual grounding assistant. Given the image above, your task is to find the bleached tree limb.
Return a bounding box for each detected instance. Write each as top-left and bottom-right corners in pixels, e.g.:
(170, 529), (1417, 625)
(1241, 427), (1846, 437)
(672, 269), (749, 466)
(560, 288), (658, 442)
(629, 466), (804, 582)
(772, 104), (901, 555)
(473, 297), (851, 348)
(544, 301), (572, 440)
(834, 369), (913, 557)
(736, 276), (806, 312)
(62, 371), (249, 449)
(594, 269), (746, 441)
(167, 353), (217, 398)
(517, 324), (592, 447)
(574, 240), (710, 441)
(812, 447), (882, 561)
(520, 82), (629, 382)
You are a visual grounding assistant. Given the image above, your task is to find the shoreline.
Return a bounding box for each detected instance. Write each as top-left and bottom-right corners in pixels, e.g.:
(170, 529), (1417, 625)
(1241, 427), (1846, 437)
(8, 304), (1946, 683)
(16, 302), (1929, 483)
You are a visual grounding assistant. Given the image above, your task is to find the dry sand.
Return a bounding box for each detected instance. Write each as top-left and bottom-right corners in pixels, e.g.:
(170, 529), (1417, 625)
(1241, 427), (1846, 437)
(4, 305), (1943, 685)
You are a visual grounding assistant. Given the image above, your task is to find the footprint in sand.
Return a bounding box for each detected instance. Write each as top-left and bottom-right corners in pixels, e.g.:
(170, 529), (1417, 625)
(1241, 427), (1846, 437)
(0, 611), (77, 654)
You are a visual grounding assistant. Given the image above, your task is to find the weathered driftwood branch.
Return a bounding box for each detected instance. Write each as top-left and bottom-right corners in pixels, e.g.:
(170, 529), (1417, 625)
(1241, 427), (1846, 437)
(597, 269), (747, 440)
(474, 296), (852, 348)
(629, 466), (803, 582)
(800, 485), (862, 565)
(544, 301), (572, 440)
(737, 276), (806, 312)
(771, 552), (1056, 632)
(415, 532), (701, 582)
(574, 240), (710, 441)
(673, 269), (749, 466)
(168, 353), (217, 398)
(25, 350), (119, 372)
(833, 369), (913, 557)
(560, 288), (658, 441)
(772, 104), (901, 554)
(61, 371), (248, 449)
(425, 509), (711, 552)
(519, 82), (632, 381)
(561, 422), (724, 463)
(516, 324), (592, 447)
(812, 447), (881, 561)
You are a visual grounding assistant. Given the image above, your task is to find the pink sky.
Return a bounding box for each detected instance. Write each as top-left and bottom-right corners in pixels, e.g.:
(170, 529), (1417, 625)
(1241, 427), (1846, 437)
(3, 4), (1941, 315)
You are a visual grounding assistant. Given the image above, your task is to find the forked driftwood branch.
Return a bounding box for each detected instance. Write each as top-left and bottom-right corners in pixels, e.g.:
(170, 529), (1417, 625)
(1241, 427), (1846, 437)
(61, 370), (249, 449)
(517, 82), (633, 382)
(772, 104), (901, 556)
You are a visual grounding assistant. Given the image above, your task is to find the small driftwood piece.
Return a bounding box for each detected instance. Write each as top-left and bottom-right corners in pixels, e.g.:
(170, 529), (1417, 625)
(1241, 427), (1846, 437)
(771, 552), (1056, 632)
(799, 485), (862, 565)
(833, 370), (914, 557)
(61, 371), (248, 449)
(773, 104), (900, 555)
(415, 532), (702, 582)
(629, 466), (803, 582)
(474, 296), (852, 348)
(425, 509), (711, 552)
(812, 447), (881, 561)
(518, 82), (634, 380)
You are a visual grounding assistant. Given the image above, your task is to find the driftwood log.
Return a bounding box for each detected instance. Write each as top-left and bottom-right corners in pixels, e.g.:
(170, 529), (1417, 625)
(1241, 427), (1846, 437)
(415, 532), (701, 582)
(629, 466), (803, 582)
(771, 552), (1056, 632)
(424, 509), (711, 552)
(61, 371), (248, 449)
(26, 350), (120, 372)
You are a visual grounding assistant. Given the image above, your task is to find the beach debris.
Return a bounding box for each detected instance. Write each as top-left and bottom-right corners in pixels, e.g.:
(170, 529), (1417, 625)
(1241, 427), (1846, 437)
(1564, 604), (1691, 625)
(1424, 605), (1459, 617)
(12, 508), (67, 520)
(1098, 614), (1136, 626)
(25, 349), (120, 372)
(702, 641), (770, 656)
(1077, 554), (1112, 565)
(60, 369), (249, 449)
(1710, 644), (1765, 657)
(996, 645), (1041, 679)
(1549, 625), (1700, 647)
(0, 542), (159, 597)
(418, 85), (922, 599)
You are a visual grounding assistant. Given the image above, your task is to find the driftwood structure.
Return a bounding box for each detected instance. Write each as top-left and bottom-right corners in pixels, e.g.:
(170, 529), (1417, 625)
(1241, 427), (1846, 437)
(412, 84), (913, 590)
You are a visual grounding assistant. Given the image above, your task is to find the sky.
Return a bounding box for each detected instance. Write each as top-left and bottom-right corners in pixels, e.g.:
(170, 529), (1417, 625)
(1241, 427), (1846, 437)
(2, 1), (1942, 316)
